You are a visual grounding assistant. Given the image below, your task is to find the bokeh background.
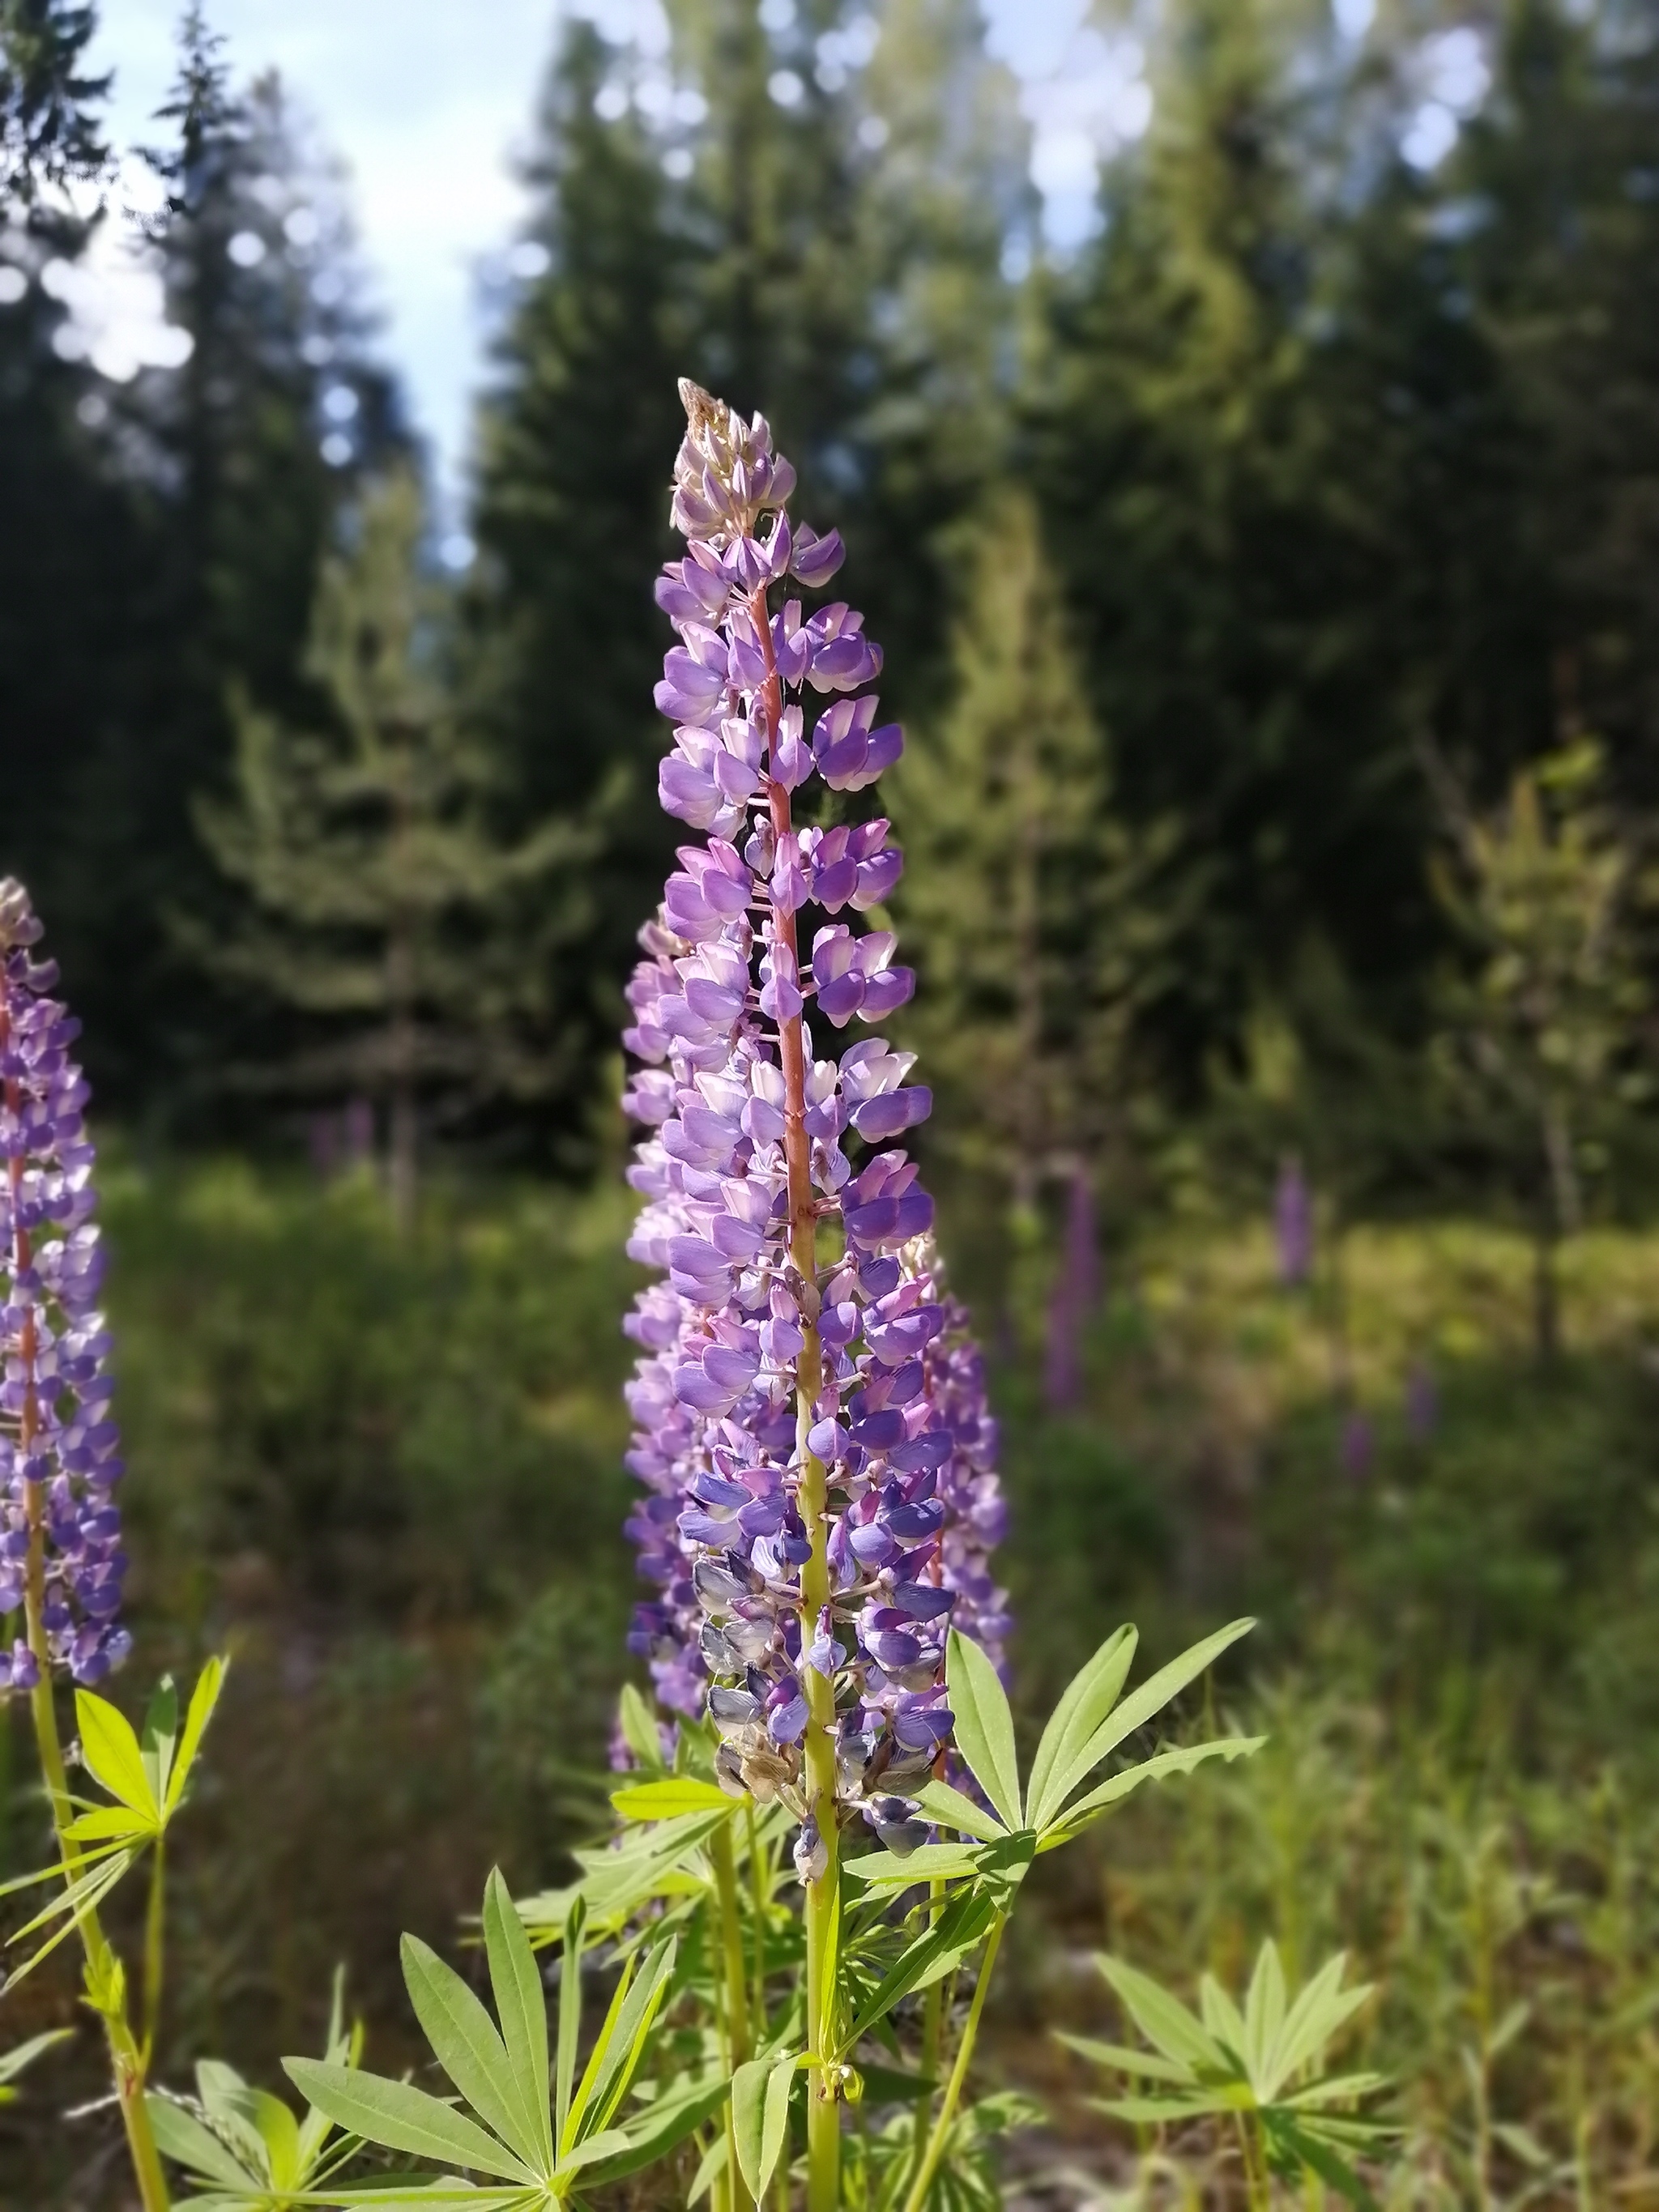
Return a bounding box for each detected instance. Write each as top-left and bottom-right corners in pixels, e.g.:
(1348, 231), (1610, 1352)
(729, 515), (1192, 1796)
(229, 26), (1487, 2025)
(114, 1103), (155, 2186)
(2, 0), (1657, 2202)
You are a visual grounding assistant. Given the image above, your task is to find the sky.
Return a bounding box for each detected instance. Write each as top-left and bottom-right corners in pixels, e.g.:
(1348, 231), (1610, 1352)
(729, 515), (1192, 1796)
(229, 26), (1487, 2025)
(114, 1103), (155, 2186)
(77, 0), (1481, 529)
(81, 0), (1139, 514)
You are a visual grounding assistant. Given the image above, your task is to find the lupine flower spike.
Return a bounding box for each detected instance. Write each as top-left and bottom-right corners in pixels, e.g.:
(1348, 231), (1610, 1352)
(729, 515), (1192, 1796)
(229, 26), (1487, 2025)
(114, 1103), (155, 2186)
(0, 880), (129, 1694)
(620, 384), (1009, 1869)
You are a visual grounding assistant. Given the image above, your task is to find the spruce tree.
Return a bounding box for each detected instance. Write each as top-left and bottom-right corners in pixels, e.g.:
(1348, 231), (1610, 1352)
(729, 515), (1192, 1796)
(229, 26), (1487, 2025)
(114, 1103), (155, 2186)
(893, 488), (1173, 1196)
(0, 0), (107, 205)
(195, 471), (579, 1224)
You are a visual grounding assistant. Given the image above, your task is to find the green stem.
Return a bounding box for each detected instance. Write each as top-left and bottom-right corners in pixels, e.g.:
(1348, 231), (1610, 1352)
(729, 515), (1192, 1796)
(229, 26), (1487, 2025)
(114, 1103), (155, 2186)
(24, 1655), (171, 2212)
(744, 1801), (768, 2040)
(908, 1883), (946, 2184)
(900, 1913), (1007, 2212)
(143, 1835), (166, 2061)
(713, 1822), (753, 2212)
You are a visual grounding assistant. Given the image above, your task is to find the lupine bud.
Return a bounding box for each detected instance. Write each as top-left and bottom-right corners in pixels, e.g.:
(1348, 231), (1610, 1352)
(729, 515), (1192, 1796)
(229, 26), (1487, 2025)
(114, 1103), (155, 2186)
(620, 387), (1010, 1839)
(0, 881), (130, 1690)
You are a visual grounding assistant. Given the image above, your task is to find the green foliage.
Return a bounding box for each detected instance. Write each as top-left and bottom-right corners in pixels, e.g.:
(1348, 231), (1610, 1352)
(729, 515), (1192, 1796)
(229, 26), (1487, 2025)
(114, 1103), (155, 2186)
(285, 1866), (727, 2206)
(194, 468), (582, 1217)
(1063, 1944), (1392, 2207)
(148, 1972), (366, 2208)
(0, 0), (107, 203)
(0, 1660), (224, 1984)
(0, 2023), (70, 2103)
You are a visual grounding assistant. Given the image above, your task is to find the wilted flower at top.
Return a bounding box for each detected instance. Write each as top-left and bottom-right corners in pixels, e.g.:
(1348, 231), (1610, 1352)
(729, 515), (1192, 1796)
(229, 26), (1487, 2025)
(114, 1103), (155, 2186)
(0, 880), (129, 1691)
(1274, 1154), (1313, 1287)
(620, 385), (1009, 1850)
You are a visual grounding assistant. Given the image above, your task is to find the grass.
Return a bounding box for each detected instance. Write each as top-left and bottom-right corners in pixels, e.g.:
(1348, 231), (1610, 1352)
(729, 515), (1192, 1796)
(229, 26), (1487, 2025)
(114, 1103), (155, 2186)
(2, 1157), (1657, 2206)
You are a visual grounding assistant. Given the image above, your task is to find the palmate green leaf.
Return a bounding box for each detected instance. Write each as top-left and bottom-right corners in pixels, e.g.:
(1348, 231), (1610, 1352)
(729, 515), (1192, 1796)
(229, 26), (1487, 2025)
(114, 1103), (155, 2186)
(581, 1937), (676, 2140)
(731, 2052), (795, 2201)
(911, 1779), (1007, 1844)
(75, 1690), (158, 1822)
(281, 2058), (538, 2184)
(841, 1841), (985, 1889)
(1263, 2113), (1379, 2211)
(571, 2070), (733, 2189)
(1094, 1956), (1221, 2074)
(399, 1933), (541, 2173)
(1199, 1975), (1248, 2068)
(147, 2091), (262, 2191)
(140, 1677), (180, 1814)
(1053, 2034), (1193, 2086)
(1094, 2091), (1239, 2125)
(1036, 1737), (1265, 1849)
(1039, 1621), (1255, 1826)
(945, 1630), (1021, 1831)
(62, 1805), (151, 1844)
(0, 2026), (70, 2099)
(610, 1778), (732, 1822)
(482, 1869), (554, 2175)
(554, 1896), (583, 2150)
(165, 1656), (228, 1818)
(2, 1845), (138, 1987)
(1263, 1952), (1373, 2097)
(616, 1685), (667, 1774)
(1244, 1941), (1288, 2088)
(847, 1888), (999, 2043)
(1026, 1626), (1139, 1831)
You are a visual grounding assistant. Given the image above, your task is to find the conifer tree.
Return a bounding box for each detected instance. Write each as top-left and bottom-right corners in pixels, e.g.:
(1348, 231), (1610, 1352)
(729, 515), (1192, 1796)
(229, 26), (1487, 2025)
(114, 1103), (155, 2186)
(196, 471), (580, 1225)
(893, 488), (1174, 1198)
(0, 0), (108, 205)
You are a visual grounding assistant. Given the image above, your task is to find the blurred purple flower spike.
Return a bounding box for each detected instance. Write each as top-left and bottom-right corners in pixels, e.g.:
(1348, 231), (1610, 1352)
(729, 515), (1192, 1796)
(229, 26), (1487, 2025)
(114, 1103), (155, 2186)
(1274, 1153), (1314, 1287)
(0, 880), (130, 1693)
(619, 383), (1009, 1849)
(1340, 1409), (1374, 1482)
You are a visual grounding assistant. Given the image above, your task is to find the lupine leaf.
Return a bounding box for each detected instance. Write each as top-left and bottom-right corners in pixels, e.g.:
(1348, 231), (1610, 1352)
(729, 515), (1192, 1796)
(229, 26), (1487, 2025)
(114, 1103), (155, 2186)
(75, 1691), (156, 1821)
(611, 1779), (732, 1822)
(144, 2094), (254, 2189)
(1199, 1972), (1248, 2066)
(249, 2087), (304, 2189)
(1047, 1621), (1254, 1818)
(565, 1950), (633, 2146)
(617, 1685), (667, 1773)
(399, 1934), (536, 2169)
(1094, 1957), (1220, 2072)
(574, 2070), (734, 2188)
(1285, 2073), (1392, 2110)
(558, 2125), (632, 2171)
(911, 1780), (1006, 1843)
(945, 1630), (1021, 1831)
(1265, 2114), (1379, 2210)
(1053, 2034), (1193, 2086)
(1094, 2092), (1236, 2123)
(2, 1848), (136, 1984)
(1025, 1626), (1138, 1831)
(555, 1894), (584, 2150)
(1271, 1958), (1372, 2091)
(0, 2027), (70, 2096)
(847, 1889), (998, 2041)
(482, 1868), (554, 2174)
(689, 2128), (727, 2201)
(139, 1677), (180, 1813)
(165, 1656), (228, 1817)
(731, 2052), (795, 2199)
(1036, 1737), (1265, 1850)
(842, 1842), (984, 1888)
(1244, 1941), (1287, 2090)
(586, 1937), (676, 2137)
(281, 2058), (537, 2184)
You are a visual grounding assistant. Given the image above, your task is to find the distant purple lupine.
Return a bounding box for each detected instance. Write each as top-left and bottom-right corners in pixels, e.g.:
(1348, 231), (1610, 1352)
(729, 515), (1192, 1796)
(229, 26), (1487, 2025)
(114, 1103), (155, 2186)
(1340, 1409), (1374, 1482)
(1405, 1360), (1438, 1444)
(618, 386), (1009, 1852)
(0, 881), (129, 1693)
(1274, 1154), (1314, 1287)
(1044, 1164), (1100, 1414)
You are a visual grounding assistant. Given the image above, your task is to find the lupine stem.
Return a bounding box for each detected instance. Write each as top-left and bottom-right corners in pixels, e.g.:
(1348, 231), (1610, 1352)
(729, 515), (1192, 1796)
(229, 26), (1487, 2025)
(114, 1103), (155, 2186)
(712, 1821), (753, 2212)
(900, 1914), (1007, 2212)
(753, 583), (842, 2212)
(909, 1882), (946, 2182)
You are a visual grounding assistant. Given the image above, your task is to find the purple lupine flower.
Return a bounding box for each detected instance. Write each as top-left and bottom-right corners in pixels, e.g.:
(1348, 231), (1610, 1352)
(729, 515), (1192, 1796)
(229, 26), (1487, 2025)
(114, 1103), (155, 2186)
(1339, 1409), (1374, 1483)
(0, 880), (130, 1691)
(621, 385), (1009, 1844)
(1274, 1153), (1313, 1288)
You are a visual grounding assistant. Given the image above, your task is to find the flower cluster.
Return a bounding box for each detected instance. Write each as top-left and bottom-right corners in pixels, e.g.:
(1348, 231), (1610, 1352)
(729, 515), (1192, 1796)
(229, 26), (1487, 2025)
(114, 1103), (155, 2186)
(620, 385), (1009, 1847)
(0, 880), (128, 1692)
